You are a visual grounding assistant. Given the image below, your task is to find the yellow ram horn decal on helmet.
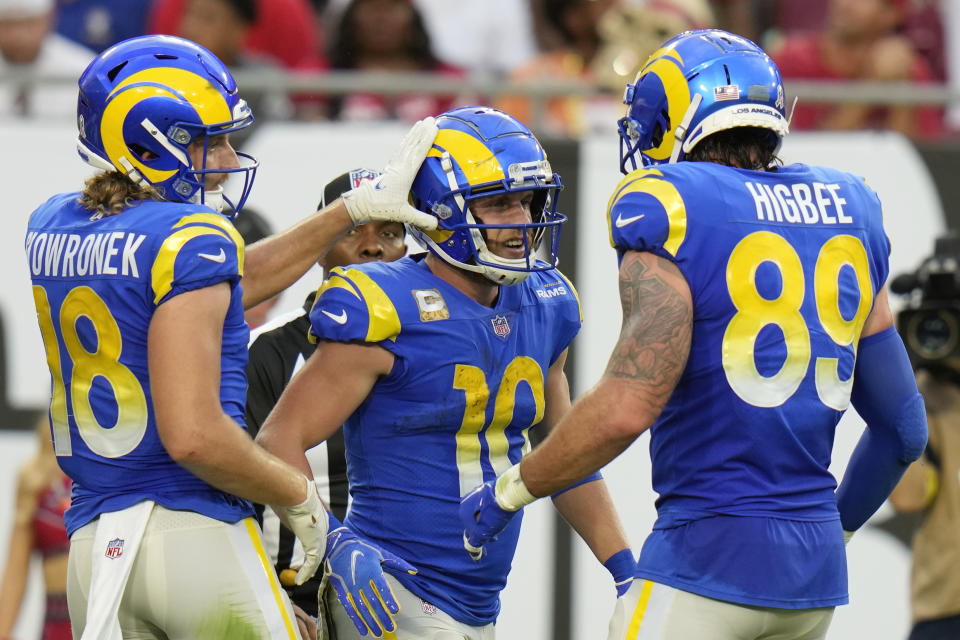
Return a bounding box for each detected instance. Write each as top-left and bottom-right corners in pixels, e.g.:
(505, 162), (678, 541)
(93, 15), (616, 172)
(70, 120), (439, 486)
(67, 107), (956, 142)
(637, 50), (690, 163)
(428, 129), (506, 186)
(101, 68), (233, 182)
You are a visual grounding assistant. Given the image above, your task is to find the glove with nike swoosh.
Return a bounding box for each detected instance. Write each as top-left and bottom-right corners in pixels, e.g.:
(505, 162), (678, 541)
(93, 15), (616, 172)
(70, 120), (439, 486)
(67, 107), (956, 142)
(342, 117), (439, 231)
(324, 523), (417, 636)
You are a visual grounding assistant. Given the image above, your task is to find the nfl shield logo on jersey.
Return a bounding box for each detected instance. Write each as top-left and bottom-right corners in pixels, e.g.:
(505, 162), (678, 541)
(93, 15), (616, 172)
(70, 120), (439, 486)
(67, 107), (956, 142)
(491, 314), (511, 338)
(105, 537), (124, 559)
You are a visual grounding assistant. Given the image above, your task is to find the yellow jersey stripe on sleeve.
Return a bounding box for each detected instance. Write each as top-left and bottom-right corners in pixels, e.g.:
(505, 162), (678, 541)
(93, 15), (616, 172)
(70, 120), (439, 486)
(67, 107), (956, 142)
(174, 213), (245, 274)
(307, 272), (362, 344)
(337, 268), (402, 343)
(607, 169), (687, 257)
(151, 226), (234, 304)
(554, 268), (582, 323)
(606, 168), (660, 248)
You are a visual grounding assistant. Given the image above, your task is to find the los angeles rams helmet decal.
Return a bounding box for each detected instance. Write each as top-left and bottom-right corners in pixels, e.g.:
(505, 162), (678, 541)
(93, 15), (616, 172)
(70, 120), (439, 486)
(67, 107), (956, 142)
(76, 35), (258, 215)
(409, 106), (566, 286)
(617, 29), (789, 173)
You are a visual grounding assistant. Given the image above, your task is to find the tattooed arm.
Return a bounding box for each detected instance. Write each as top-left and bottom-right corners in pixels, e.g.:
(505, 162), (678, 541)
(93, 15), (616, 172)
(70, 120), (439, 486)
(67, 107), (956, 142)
(518, 250), (693, 497)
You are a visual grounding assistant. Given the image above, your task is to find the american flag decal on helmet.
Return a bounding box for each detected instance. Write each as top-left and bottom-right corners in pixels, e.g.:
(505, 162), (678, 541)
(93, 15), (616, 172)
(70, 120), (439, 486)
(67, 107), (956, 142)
(714, 85), (740, 101)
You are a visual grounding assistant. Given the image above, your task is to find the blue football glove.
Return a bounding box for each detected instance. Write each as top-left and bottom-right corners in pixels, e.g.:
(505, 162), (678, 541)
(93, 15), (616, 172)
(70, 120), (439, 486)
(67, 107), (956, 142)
(603, 548), (636, 598)
(459, 481), (519, 562)
(323, 526), (416, 637)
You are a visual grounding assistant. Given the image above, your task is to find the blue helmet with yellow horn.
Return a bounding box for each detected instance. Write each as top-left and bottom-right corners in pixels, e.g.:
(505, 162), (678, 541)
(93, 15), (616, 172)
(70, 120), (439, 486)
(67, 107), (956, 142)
(408, 106), (565, 286)
(618, 29), (789, 173)
(76, 35), (257, 215)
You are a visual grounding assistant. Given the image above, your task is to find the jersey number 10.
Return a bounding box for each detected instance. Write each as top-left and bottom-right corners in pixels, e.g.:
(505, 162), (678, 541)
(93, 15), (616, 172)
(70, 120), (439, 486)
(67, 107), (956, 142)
(453, 357), (545, 497)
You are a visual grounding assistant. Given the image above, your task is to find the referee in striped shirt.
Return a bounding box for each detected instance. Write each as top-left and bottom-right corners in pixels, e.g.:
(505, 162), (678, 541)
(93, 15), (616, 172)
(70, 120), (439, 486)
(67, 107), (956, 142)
(244, 168), (409, 619)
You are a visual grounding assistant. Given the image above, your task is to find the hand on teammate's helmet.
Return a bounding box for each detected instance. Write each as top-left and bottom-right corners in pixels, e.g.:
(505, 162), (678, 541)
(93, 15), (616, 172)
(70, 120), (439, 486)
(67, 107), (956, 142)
(342, 117), (438, 230)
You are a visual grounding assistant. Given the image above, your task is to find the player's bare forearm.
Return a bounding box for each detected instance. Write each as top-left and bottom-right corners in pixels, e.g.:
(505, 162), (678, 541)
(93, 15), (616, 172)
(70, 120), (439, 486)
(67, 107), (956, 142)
(552, 479), (631, 564)
(242, 202), (354, 309)
(256, 341), (391, 474)
(150, 285), (308, 507)
(173, 417), (309, 506)
(519, 250), (692, 496)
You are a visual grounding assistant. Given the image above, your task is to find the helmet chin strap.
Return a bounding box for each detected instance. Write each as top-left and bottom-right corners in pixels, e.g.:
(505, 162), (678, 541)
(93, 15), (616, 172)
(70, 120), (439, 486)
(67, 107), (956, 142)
(192, 185), (224, 212)
(668, 93), (703, 164)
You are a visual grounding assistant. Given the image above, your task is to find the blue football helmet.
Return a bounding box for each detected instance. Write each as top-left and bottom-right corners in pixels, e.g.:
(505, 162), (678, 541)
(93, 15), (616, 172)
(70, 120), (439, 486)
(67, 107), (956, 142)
(618, 29), (789, 173)
(408, 106), (565, 286)
(76, 35), (258, 215)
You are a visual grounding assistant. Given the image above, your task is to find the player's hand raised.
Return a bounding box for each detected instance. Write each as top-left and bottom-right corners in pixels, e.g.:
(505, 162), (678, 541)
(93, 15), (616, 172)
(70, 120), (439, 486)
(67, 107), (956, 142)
(341, 117), (438, 230)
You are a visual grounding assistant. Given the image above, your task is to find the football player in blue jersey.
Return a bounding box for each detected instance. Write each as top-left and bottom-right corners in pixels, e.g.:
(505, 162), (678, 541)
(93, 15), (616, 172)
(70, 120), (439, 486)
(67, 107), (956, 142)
(25, 34), (438, 639)
(459, 29), (928, 640)
(255, 105), (635, 639)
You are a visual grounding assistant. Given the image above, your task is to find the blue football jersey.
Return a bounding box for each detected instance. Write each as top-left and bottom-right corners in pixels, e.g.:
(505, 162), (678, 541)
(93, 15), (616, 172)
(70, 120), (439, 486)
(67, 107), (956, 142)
(25, 193), (254, 535)
(607, 162), (890, 608)
(308, 254), (581, 626)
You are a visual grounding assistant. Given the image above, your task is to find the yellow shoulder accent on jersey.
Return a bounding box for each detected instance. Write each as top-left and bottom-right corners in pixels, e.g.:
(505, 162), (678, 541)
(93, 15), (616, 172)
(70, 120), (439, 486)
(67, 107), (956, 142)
(327, 267), (401, 343)
(428, 128), (506, 186)
(315, 270), (361, 298)
(151, 225), (237, 304)
(606, 168), (687, 257)
(174, 213), (245, 274)
(307, 271), (366, 344)
(554, 268), (582, 323)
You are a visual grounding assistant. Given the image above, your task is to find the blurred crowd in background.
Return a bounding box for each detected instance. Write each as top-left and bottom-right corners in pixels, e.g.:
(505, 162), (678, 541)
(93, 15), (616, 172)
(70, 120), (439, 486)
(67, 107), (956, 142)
(0, 0), (956, 140)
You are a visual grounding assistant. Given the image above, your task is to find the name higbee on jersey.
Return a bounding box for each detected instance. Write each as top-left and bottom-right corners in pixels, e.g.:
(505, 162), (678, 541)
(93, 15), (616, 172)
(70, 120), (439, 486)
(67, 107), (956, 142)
(25, 230), (147, 279)
(744, 180), (855, 227)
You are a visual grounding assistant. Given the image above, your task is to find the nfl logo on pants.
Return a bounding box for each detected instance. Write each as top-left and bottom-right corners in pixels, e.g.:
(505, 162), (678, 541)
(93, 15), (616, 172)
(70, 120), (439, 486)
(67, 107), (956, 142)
(105, 537), (124, 559)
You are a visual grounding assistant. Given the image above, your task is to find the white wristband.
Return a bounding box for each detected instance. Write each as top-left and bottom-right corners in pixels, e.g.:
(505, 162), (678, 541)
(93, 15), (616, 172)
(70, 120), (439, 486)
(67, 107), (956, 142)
(494, 463), (536, 511)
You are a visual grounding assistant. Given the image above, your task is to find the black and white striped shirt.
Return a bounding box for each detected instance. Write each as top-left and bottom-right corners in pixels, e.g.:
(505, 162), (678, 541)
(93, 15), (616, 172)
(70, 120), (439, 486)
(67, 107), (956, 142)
(245, 293), (349, 615)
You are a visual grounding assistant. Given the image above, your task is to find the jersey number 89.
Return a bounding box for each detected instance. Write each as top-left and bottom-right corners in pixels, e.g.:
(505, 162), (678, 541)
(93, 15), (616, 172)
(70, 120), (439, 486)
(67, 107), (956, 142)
(722, 231), (873, 410)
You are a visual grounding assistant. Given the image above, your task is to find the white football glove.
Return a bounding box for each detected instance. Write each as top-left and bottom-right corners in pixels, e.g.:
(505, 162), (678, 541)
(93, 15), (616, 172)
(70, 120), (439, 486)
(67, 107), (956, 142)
(341, 117), (439, 230)
(281, 476), (329, 585)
